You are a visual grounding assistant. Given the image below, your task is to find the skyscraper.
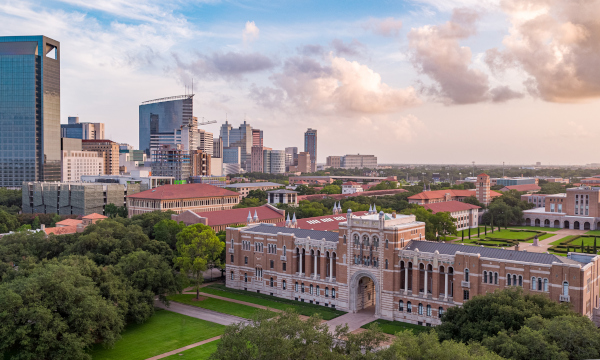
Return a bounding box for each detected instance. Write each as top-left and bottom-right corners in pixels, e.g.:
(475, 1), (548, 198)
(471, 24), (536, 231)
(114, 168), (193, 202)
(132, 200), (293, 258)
(252, 129), (263, 147)
(304, 128), (317, 173)
(219, 121), (253, 171)
(61, 116), (105, 140)
(0, 36), (61, 187)
(285, 147), (298, 166)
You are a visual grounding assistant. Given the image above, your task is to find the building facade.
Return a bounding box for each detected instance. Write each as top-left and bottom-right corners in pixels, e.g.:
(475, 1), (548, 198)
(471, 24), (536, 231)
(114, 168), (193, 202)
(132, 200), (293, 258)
(81, 139), (119, 175)
(0, 36), (61, 187)
(220, 121), (253, 171)
(191, 150), (211, 177)
(422, 201), (480, 231)
(285, 147), (298, 167)
(251, 146), (268, 173)
(342, 181), (364, 194)
(342, 154), (377, 169)
(61, 116), (105, 140)
(226, 210), (600, 326)
(296, 152), (312, 173)
(61, 150), (104, 182)
(223, 182), (282, 197)
(326, 156), (342, 168)
(304, 128), (317, 173)
(127, 183), (240, 216)
(151, 144), (191, 181)
(267, 189), (299, 206)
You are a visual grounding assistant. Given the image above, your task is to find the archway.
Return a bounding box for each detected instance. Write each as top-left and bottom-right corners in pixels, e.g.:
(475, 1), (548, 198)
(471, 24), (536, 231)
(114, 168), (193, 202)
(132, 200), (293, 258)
(584, 222), (591, 230)
(564, 221), (570, 229)
(350, 271), (380, 315)
(535, 219), (540, 227)
(554, 220), (560, 228)
(544, 219), (550, 227)
(525, 218), (531, 226)
(574, 221), (580, 230)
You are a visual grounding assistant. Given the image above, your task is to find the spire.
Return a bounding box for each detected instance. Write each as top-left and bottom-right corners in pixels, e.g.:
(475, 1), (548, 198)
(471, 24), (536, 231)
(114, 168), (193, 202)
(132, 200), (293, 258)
(292, 213), (297, 225)
(286, 213), (291, 226)
(247, 211), (252, 223)
(369, 204), (373, 214)
(253, 210), (259, 222)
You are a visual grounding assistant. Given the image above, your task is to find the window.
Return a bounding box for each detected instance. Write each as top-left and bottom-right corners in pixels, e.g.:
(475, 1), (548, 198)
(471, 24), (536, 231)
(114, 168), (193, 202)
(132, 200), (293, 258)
(231, 254), (234, 263)
(543, 278), (548, 292)
(538, 278), (542, 291)
(270, 277), (274, 287)
(231, 271), (234, 280)
(507, 273), (511, 286)
(295, 282), (299, 292)
(283, 280), (287, 290)
(283, 245), (286, 254)
(301, 283), (305, 293)
(483, 271), (488, 283)
(244, 256), (248, 265)
(343, 235), (346, 244)
(373, 236), (379, 248)
(407, 301), (412, 313)
(363, 235), (369, 247)
(385, 259), (388, 269)
(399, 300), (404, 311)
(230, 239), (234, 249)
(332, 288), (336, 299)
(518, 275), (522, 287)
(244, 273), (248, 282)
(354, 235), (359, 245)
(385, 239), (389, 249)
(439, 307), (444, 318)
(463, 290), (470, 301)
(495, 272), (498, 285)
(283, 263), (286, 271)
(325, 287), (329, 297)
(563, 281), (569, 296)
(426, 304), (432, 317)
(464, 269), (469, 282)
(316, 285), (320, 296)
(418, 303), (423, 315)
(270, 260), (274, 269)
(310, 284), (313, 295)
(532, 277), (537, 290)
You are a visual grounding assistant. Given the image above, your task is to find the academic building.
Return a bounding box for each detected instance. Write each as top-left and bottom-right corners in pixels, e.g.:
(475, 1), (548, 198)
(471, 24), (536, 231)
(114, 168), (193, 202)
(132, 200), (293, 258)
(226, 208), (600, 326)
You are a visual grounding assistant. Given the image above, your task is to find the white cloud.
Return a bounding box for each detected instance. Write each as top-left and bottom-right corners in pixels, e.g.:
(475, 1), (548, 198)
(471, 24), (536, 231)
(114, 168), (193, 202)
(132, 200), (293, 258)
(363, 17), (404, 37)
(243, 21), (260, 43)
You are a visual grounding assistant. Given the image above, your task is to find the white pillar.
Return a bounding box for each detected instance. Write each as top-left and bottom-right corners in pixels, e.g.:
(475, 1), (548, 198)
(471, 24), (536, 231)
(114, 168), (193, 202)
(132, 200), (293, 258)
(299, 250), (303, 275)
(444, 272), (448, 300)
(329, 255), (333, 281)
(424, 268), (428, 296)
(404, 267), (408, 294)
(314, 252), (317, 278)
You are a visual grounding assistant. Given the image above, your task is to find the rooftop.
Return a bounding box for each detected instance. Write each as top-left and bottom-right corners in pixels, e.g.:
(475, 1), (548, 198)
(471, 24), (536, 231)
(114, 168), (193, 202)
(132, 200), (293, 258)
(275, 211), (368, 231)
(127, 183), (240, 200)
(55, 218), (83, 226)
(44, 225), (78, 235)
(241, 224), (340, 242)
(408, 189), (502, 200)
(193, 205), (284, 226)
(223, 182), (283, 188)
(82, 213), (108, 220)
(423, 201), (480, 214)
(500, 184), (541, 192)
(405, 240), (581, 265)
(267, 189), (298, 194)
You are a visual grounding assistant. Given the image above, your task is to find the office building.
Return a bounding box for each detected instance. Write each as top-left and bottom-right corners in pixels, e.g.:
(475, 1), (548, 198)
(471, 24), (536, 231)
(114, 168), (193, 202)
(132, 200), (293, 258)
(127, 183), (240, 216)
(326, 156), (342, 168)
(251, 146), (270, 173)
(119, 149), (148, 173)
(61, 149), (104, 182)
(81, 170), (173, 189)
(189, 175), (227, 187)
(197, 129), (214, 155)
(220, 121), (253, 171)
(151, 144), (191, 182)
(304, 128), (317, 172)
(223, 147), (242, 165)
(0, 36), (61, 187)
(22, 181), (144, 216)
(223, 162), (242, 176)
(191, 150), (211, 177)
(342, 154), (377, 169)
(252, 129), (263, 147)
(296, 152), (311, 173)
(82, 139), (120, 175)
(285, 147), (298, 166)
(226, 209), (600, 325)
(211, 157), (223, 176)
(213, 137), (223, 158)
(60, 116), (105, 140)
(139, 94), (194, 156)
(495, 177), (538, 186)
(263, 149), (286, 174)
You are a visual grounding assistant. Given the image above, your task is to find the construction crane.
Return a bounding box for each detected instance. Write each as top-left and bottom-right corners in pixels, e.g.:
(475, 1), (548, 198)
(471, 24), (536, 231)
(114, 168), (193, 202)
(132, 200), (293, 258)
(198, 118), (217, 126)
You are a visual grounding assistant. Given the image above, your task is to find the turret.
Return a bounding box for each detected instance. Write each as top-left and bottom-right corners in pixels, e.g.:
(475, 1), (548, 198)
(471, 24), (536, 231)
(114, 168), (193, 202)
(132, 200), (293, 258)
(247, 211), (252, 223)
(285, 213), (291, 227)
(253, 210), (259, 222)
(291, 213), (297, 228)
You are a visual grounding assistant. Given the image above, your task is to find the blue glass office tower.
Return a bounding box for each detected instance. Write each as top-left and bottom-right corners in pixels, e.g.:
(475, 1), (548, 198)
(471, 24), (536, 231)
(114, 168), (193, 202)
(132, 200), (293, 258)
(0, 36), (61, 187)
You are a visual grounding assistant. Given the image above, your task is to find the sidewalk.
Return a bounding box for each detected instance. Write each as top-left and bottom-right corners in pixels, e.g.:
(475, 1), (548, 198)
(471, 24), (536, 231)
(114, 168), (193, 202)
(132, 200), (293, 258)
(146, 336), (221, 360)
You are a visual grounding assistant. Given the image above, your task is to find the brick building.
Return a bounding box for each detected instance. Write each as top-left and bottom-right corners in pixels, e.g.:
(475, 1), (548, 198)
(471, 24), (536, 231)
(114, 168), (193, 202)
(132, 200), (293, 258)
(81, 139), (120, 175)
(170, 204), (284, 232)
(422, 201), (480, 231)
(226, 209), (600, 326)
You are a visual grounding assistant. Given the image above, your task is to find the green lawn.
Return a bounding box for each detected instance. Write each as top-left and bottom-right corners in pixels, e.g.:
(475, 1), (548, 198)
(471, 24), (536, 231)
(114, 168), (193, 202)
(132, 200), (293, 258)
(524, 233), (555, 243)
(167, 294), (276, 319)
(361, 319), (429, 335)
(89, 309), (225, 360)
(510, 226), (558, 232)
(456, 229), (540, 241)
(586, 230), (600, 236)
(550, 235), (577, 246)
(566, 237), (600, 248)
(456, 227), (486, 238)
(162, 340), (220, 360)
(199, 284), (346, 320)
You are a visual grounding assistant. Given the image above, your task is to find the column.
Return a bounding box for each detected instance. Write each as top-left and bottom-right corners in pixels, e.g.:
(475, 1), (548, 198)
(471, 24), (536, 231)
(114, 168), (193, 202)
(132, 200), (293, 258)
(314, 252), (318, 278)
(329, 256), (333, 282)
(299, 250), (303, 275)
(404, 267), (408, 294)
(444, 272), (448, 301)
(424, 268), (428, 297)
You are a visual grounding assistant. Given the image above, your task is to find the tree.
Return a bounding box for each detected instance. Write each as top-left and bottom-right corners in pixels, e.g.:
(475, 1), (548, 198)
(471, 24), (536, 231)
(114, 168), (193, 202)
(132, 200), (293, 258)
(463, 195), (484, 208)
(246, 189), (268, 201)
(0, 209), (19, 233)
(175, 223), (224, 299)
(153, 219), (186, 250)
(31, 215), (41, 230)
(0, 263), (124, 360)
(320, 184), (342, 194)
(234, 197), (266, 208)
(50, 213), (62, 227)
(105, 203), (128, 218)
(295, 185), (317, 195)
(430, 212), (457, 241)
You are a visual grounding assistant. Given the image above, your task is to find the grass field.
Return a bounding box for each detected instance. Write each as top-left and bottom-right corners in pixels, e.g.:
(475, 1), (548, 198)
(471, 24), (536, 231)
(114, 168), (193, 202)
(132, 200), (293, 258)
(89, 309), (225, 360)
(510, 226), (558, 232)
(586, 230), (600, 236)
(199, 284), (346, 320)
(550, 235), (577, 246)
(565, 237), (600, 248)
(361, 319), (429, 335)
(524, 233), (554, 243)
(456, 229), (540, 241)
(167, 294), (276, 319)
(162, 340), (220, 360)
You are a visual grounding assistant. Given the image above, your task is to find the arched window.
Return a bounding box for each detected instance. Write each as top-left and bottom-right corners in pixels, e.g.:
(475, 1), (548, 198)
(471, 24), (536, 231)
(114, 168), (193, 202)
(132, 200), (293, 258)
(316, 285), (320, 296)
(310, 284), (313, 294)
(439, 307), (444, 318)
(332, 288), (336, 299)
(464, 269), (469, 282)
(563, 281), (569, 296)
(363, 235), (369, 247)
(230, 254), (234, 263)
(270, 277), (274, 287)
(532, 277), (537, 290)
(385, 259), (388, 269)
(283, 280), (287, 290)
(538, 278), (542, 291)
(407, 301), (412, 313)
(373, 236), (379, 248)
(483, 271), (488, 283)
(244, 256), (248, 264)
(543, 278), (548, 292)
(399, 300), (404, 311)
(231, 271), (234, 280)
(418, 303), (423, 315)
(494, 272), (498, 285)
(343, 235), (347, 244)
(354, 234), (359, 245)
(426, 304), (432, 316)
(231, 239), (234, 249)
(507, 273), (511, 286)
(385, 239), (389, 249)
(295, 282), (299, 292)
(244, 273), (248, 282)
(283, 245), (286, 254)
(301, 283), (305, 293)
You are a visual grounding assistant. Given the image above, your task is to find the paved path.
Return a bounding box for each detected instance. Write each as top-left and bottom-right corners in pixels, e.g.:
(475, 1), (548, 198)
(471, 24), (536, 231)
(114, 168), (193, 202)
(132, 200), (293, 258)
(155, 299), (249, 326)
(182, 291), (285, 313)
(524, 229), (585, 253)
(326, 308), (376, 333)
(146, 336), (221, 360)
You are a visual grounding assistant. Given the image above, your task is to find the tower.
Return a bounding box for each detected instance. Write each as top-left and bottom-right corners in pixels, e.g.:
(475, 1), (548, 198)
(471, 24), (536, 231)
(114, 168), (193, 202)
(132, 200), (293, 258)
(304, 128), (317, 173)
(476, 173), (491, 206)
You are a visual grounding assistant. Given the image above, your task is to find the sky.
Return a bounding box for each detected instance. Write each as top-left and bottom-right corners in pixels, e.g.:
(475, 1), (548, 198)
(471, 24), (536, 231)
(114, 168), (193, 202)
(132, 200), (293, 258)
(2, 0), (600, 165)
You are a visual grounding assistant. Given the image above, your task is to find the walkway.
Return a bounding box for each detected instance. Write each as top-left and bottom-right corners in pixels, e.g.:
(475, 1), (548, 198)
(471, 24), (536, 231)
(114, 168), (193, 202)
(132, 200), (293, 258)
(326, 308), (376, 333)
(154, 299), (249, 326)
(524, 229), (585, 253)
(146, 336), (221, 360)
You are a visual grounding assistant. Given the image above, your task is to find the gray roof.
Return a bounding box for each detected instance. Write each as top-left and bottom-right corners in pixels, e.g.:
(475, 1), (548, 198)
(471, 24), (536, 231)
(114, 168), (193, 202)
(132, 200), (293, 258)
(405, 241), (581, 265)
(267, 189), (298, 194)
(223, 182), (283, 188)
(241, 224), (339, 242)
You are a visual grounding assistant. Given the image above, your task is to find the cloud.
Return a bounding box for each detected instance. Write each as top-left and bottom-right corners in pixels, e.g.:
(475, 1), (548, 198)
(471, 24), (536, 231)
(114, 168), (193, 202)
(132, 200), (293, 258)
(363, 17), (404, 37)
(489, 85), (524, 102)
(330, 38), (366, 57)
(243, 21), (260, 43)
(250, 55), (420, 114)
(297, 44), (325, 56)
(487, 0), (600, 102)
(173, 52), (276, 82)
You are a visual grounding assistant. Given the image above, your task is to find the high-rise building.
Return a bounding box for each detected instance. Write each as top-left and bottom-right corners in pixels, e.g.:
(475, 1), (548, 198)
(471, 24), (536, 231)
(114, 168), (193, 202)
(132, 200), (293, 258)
(0, 36), (61, 187)
(252, 129), (263, 147)
(326, 156), (342, 168)
(139, 94), (194, 156)
(297, 152), (312, 173)
(213, 137), (223, 158)
(191, 150), (211, 177)
(285, 147), (298, 166)
(251, 146), (271, 173)
(263, 149), (285, 174)
(304, 128), (317, 173)
(341, 154), (377, 169)
(61, 149), (104, 182)
(82, 139), (120, 175)
(223, 147), (242, 165)
(151, 144), (191, 182)
(476, 173), (491, 206)
(220, 121), (253, 171)
(61, 116), (105, 140)
(197, 129), (214, 155)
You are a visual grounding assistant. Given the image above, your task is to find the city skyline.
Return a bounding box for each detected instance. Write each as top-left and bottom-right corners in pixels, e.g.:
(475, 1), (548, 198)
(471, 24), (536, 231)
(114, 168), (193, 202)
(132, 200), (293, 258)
(1, 1), (599, 165)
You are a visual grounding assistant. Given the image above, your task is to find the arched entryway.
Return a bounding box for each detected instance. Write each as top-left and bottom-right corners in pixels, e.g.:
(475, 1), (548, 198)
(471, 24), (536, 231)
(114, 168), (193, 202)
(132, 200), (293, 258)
(350, 271), (380, 315)
(525, 218), (531, 226)
(554, 220), (560, 228)
(564, 220), (570, 229)
(584, 222), (591, 230)
(544, 219), (550, 227)
(574, 221), (580, 230)
(535, 219), (541, 227)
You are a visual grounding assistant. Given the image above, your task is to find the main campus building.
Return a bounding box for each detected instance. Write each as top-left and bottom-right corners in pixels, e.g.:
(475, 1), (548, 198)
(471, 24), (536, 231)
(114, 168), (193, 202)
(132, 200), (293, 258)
(226, 209), (600, 326)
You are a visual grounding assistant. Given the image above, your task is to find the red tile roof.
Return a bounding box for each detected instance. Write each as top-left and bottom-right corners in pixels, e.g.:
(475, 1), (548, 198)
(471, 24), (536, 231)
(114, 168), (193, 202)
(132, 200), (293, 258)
(82, 213), (107, 220)
(298, 188), (408, 202)
(499, 184), (541, 192)
(127, 183), (240, 200)
(276, 211), (368, 231)
(422, 201), (481, 214)
(408, 189), (502, 200)
(478, 173), (489, 177)
(343, 181), (360, 185)
(192, 205), (284, 226)
(44, 225), (78, 235)
(55, 218), (83, 226)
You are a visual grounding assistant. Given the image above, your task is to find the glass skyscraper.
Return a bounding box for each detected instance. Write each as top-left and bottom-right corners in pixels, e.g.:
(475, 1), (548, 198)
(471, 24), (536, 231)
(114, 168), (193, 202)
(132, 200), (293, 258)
(304, 128), (317, 173)
(0, 36), (61, 187)
(219, 121), (253, 171)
